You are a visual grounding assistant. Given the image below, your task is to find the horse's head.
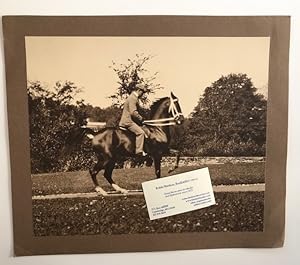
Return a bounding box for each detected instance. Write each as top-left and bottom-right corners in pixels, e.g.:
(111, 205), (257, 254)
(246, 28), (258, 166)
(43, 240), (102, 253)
(168, 92), (184, 125)
(149, 92), (184, 125)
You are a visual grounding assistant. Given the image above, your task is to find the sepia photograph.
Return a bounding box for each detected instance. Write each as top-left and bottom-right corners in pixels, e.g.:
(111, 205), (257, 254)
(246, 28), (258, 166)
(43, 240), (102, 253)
(26, 36), (269, 236)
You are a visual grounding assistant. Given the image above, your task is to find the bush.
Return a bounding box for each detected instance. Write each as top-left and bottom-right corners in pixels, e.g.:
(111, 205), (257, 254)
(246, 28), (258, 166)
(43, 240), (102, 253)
(192, 139), (265, 157)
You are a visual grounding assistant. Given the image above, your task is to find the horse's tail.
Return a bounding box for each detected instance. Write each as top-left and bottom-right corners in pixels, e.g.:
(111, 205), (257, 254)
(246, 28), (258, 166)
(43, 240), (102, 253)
(61, 127), (97, 157)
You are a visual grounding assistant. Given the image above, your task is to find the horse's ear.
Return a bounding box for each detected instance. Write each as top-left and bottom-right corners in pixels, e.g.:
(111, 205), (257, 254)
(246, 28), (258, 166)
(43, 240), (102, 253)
(170, 91), (176, 98)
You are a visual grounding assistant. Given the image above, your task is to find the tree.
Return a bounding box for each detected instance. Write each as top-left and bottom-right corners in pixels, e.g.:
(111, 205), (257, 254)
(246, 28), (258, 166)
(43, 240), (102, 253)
(81, 104), (123, 127)
(185, 73), (267, 156)
(109, 54), (163, 107)
(28, 81), (92, 173)
(93, 105), (122, 127)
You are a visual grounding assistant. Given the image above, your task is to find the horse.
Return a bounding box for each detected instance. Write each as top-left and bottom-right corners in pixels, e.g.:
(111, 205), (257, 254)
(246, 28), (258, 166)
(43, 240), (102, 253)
(65, 92), (184, 196)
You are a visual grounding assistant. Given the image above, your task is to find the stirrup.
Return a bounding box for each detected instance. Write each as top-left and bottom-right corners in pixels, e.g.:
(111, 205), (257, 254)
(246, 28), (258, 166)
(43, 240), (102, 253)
(136, 151), (147, 157)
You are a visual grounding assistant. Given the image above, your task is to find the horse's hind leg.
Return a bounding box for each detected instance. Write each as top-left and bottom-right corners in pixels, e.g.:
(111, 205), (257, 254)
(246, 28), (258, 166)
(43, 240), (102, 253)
(153, 154), (162, 178)
(104, 160), (128, 194)
(89, 157), (108, 196)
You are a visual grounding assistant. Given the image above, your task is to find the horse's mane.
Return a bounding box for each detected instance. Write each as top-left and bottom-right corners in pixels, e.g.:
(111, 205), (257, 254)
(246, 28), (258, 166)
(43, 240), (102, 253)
(149, 97), (169, 117)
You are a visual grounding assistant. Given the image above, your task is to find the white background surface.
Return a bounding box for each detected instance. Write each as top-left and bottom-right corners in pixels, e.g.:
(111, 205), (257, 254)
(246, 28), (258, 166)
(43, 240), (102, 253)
(0, 1), (299, 264)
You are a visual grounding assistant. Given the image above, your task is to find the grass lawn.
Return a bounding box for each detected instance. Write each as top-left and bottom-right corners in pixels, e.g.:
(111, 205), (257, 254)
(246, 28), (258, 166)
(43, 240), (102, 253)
(32, 162), (265, 196)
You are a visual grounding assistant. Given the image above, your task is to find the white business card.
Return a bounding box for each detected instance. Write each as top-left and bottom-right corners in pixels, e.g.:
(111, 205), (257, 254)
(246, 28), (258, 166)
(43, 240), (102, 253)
(142, 167), (216, 220)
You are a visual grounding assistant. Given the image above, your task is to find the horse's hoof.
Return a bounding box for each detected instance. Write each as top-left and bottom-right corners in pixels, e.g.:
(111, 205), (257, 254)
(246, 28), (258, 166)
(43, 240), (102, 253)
(95, 186), (108, 196)
(120, 188), (129, 195)
(112, 184), (128, 194)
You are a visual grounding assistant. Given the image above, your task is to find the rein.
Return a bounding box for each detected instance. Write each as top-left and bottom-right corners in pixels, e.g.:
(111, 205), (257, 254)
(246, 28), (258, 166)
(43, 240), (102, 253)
(143, 95), (183, 126)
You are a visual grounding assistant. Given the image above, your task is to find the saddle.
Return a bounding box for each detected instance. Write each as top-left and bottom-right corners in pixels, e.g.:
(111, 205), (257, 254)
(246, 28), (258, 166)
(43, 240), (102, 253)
(118, 126), (150, 138)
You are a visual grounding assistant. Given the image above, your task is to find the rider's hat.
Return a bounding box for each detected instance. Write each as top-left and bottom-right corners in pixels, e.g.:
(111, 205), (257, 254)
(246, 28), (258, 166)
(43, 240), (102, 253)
(136, 83), (147, 92)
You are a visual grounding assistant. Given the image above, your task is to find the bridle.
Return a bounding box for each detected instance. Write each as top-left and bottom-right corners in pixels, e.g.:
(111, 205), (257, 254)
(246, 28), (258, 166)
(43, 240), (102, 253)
(143, 95), (183, 126)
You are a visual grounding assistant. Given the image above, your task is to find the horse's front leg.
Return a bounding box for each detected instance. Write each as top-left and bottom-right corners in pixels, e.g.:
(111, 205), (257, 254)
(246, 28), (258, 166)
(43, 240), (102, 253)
(153, 155), (162, 178)
(168, 148), (181, 173)
(104, 160), (128, 194)
(89, 158), (108, 196)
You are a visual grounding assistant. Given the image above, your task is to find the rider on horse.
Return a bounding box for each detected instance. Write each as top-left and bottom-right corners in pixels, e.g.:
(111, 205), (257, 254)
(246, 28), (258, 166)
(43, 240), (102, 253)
(119, 84), (147, 156)
(66, 91), (184, 195)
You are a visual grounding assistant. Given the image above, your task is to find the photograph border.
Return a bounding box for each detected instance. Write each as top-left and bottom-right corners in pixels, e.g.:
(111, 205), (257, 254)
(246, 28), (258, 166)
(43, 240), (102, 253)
(2, 16), (289, 256)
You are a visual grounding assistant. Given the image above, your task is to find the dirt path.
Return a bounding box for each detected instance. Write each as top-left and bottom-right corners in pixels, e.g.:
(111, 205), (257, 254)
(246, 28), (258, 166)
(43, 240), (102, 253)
(32, 183), (265, 200)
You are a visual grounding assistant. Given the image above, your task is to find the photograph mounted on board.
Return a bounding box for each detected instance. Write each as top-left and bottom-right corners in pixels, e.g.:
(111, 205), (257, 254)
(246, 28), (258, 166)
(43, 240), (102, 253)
(27, 36), (269, 236)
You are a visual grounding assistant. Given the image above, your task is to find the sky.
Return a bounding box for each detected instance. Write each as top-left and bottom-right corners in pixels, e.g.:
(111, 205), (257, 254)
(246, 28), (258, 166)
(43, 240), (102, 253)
(25, 37), (270, 116)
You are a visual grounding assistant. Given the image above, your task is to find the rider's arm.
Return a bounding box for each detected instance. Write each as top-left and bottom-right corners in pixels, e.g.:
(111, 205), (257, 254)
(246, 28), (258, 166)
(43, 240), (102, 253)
(128, 97), (144, 124)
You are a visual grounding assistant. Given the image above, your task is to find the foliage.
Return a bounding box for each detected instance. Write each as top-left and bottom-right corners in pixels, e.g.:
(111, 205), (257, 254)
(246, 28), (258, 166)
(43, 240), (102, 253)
(108, 54), (163, 107)
(182, 74), (267, 156)
(83, 104), (122, 126)
(28, 81), (93, 173)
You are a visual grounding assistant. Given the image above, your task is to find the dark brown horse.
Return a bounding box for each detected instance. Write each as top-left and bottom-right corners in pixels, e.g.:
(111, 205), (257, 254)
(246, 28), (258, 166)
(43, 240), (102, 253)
(67, 92), (184, 195)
